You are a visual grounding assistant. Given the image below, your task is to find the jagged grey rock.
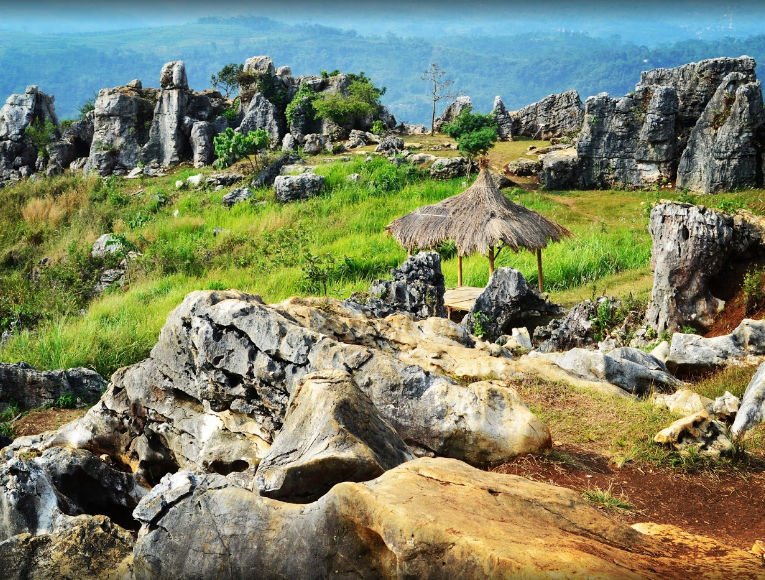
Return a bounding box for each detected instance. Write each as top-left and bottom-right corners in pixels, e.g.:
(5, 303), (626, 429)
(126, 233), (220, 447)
(531, 347), (679, 395)
(434, 96), (472, 132)
(653, 389), (712, 416)
(429, 156), (475, 179)
(491, 96), (513, 140)
(239, 92), (283, 147)
(540, 148), (580, 189)
(505, 157), (542, 176)
(731, 362), (765, 437)
(654, 410), (734, 458)
(665, 319), (765, 375)
(274, 172), (325, 202)
(189, 120), (214, 167)
(533, 298), (609, 352)
(375, 135), (404, 154)
(511, 90), (583, 139)
(302, 133), (324, 154)
(222, 187), (253, 207)
(255, 370), (413, 502)
(645, 203), (734, 334)
(281, 133), (297, 152)
(463, 268), (562, 342)
(676, 72), (765, 193)
(711, 391), (741, 423)
(47, 114), (93, 172)
(159, 60), (188, 90)
(0, 363), (105, 409)
(351, 251), (446, 319)
(91, 233), (123, 258)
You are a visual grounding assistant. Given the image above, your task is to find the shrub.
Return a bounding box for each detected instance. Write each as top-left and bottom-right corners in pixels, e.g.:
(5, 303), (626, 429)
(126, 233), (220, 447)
(442, 107), (498, 164)
(213, 128), (270, 172)
(24, 118), (57, 161)
(742, 266), (765, 313)
(285, 84), (316, 126)
(55, 392), (77, 409)
(79, 94), (96, 119)
(312, 73), (385, 126)
(210, 63), (243, 98)
(371, 119), (385, 135)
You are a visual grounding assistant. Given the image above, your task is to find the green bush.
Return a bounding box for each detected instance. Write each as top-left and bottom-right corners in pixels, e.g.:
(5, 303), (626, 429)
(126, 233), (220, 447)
(210, 63), (243, 98)
(312, 73), (385, 126)
(442, 107), (498, 162)
(55, 392), (77, 409)
(371, 120), (385, 135)
(285, 84), (316, 126)
(743, 266), (765, 313)
(213, 128), (270, 171)
(24, 118), (57, 161)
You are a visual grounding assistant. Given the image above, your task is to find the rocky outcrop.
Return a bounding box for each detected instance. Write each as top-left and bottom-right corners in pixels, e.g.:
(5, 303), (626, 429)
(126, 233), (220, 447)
(47, 114), (93, 174)
(463, 268), (562, 342)
(239, 93), (284, 147)
(0, 86), (58, 184)
(222, 187), (253, 207)
(654, 410), (734, 458)
(254, 370), (412, 502)
(434, 96), (471, 132)
(273, 172), (325, 202)
(653, 389), (713, 416)
(731, 361), (765, 437)
(533, 298), (603, 352)
(429, 156), (475, 179)
(491, 95), (513, 140)
(352, 252), (446, 319)
(540, 147), (580, 189)
(505, 157), (542, 177)
(375, 135), (404, 154)
(0, 362), (105, 409)
(511, 90), (583, 139)
(676, 72), (765, 193)
(130, 458), (763, 579)
(665, 319), (765, 375)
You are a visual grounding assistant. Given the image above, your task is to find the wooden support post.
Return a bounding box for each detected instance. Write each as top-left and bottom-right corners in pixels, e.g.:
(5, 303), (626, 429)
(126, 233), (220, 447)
(488, 246), (495, 276)
(457, 255), (463, 287)
(536, 249), (544, 292)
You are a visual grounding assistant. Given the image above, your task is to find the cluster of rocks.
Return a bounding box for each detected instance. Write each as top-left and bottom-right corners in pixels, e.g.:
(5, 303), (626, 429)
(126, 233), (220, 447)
(0, 362), (105, 410)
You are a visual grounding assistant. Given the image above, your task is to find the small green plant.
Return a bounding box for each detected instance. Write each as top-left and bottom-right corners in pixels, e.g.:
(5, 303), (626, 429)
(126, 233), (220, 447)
(311, 73), (385, 126)
(221, 97), (241, 126)
(55, 392), (77, 409)
(370, 119), (385, 135)
(210, 63), (244, 98)
(0, 422), (14, 440)
(0, 403), (21, 422)
(472, 311), (489, 338)
(24, 118), (57, 161)
(582, 484), (633, 512)
(742, 266), (765, 314)
(213, 128), (270, 172)
(715, 198), (745, 214)
(285, 84), (317, 126)
(680, 325), (697, 334)
(79, 94), (97, 119)
(441, 106), (498, 172)
(591, 298), (616, 342)
(300, 252), (346, 296)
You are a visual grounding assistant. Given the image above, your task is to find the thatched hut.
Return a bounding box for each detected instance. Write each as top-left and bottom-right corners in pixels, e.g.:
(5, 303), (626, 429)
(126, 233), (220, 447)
(386, 167), (571, 290)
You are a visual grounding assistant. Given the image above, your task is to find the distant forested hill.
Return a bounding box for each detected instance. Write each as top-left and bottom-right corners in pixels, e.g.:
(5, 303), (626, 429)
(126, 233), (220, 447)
(2, 17), (765, 124)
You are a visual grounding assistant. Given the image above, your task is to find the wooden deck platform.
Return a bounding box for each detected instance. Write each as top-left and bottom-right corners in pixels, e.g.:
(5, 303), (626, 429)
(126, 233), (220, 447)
(444, 286), (483, 317)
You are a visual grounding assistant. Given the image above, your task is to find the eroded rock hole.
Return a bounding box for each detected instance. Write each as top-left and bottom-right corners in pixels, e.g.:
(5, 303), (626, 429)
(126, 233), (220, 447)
(56, 467), (140, 531)
(209, 459), (249, 476)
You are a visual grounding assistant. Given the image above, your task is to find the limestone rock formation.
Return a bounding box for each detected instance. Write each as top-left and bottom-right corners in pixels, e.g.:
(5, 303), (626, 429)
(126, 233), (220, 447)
(731, 361), (765, 437)
(130, 458), (763, 579)
(676, 72), (765, 193)
(534, 298), (601, 352)
(665, 319), (765, 375)
(429, 156), (475, 179)
(491, 95), (513, 140)
(654, 410), (734, 458)
(47, 114), (93, 174)
(505, 157), (542, 176)
(222, 187), (253, 207)
(540, 147), (580, 189)
(653, 388), (713, 416)
(0, 86), (58, 184)
(255, 370), (413, 502)
(239, 92), (284, 146)
(510, 89), (583, 139)
(463, 268), (562, 342)
(273, 172), (325, 202)
(375, 135), (404, 154)
(353, 251), (446, 319)
(434, 96), (472, 132)
(646, 202), (733, 334)
(0, 362), (105, 409)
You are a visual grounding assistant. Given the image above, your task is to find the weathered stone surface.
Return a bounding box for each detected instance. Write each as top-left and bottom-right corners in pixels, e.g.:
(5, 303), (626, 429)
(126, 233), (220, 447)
(463, 268), (562, 342)
(505, 157), (542, 176)
(255, 370), (412, 502)
(655, 410), (734, 458)
(676, 72), (765, 193)
(540, 147), (580, 189)
(189, 120), (213, 167)
(665, 319), (765, 375)
(374, 135), (404, 154)
(531, 347), (679, 395)
(281, 133), (297, 152)
(577, 86), (679, 189)
(653, 388), (712, 416)
(645, 202), (733, 334)
(273, 172), (325, 202)
(91, 233), (123, 258)
(0, 515), (133, 580)
(252, 153), (299, 188)
(222, 187), (252, 207)
(0, 446), (144, 540)
(351, 252), (446, 319)
(533, 298), (602, 352)
(0, 86), (59, 184)
(47, 115), (93, 172)
(302, 133), (324, 155)
(491, 95), (513, 140)
(239, 92), (283, 146)
(159, 60), (188, 90)
(429, 156), (475, 179)
(731, 362), (765, 437)
(0, 362), (105, 409)
(434, 96), (472, 133)
(239, 56), (276, 105)
(131, 457), (762, 579)
(511, 89), (583, 139)
(711, 390), (741, 423)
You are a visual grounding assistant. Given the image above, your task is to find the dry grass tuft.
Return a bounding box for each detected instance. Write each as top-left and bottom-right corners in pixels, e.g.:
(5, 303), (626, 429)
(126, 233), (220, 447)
(21, 186), (87, 227)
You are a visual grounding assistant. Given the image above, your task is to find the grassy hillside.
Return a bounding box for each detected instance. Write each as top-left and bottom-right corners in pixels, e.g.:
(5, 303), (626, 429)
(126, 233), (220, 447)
(0, 140), (763, 377)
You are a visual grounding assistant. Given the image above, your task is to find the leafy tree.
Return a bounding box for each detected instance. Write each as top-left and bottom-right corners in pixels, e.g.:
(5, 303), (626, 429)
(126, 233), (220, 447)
(421, 63), (454, 135)
(285, 83), (316, 126)
(442, 107), (498, 174)
(312, 73), (385, 126)
(213, 128), (270, 172)
(211, 63), (244, 98)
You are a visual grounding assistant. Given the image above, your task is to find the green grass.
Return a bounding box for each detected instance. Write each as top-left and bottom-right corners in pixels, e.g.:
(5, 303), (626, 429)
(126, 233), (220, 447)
(582, 484), (634, 512)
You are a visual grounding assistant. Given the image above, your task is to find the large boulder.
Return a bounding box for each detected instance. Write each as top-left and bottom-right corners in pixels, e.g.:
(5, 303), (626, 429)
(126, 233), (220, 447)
(353, 251), (446, 319)
(533, 298), (606, 352)
(0, 362), (106, 409)
(731, 361), (765, 437)
(645, 202), (733, 334)
(239, 92), (284, 147)
(130, 457), (763, 579)
(539, 147), (580, 189)
(273, 172), (325, 202)
(491, 95), (513, 141)
(505, 157), (542, 177)
(676, 72), (765, 193)
(462, 268), (562, 342)
(374, 135), (404, 154)
(665, 319), (765, 375)
(654, 410), (734, 458)
(255, 370), (413, 502)
(429, 156), (475, 179)
(511, 89), (583, 139)
(46, 114), (93, 173)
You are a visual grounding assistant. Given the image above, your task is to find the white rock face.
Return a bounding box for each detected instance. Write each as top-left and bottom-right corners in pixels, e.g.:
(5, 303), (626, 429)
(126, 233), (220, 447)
(732, 362), (765, 437)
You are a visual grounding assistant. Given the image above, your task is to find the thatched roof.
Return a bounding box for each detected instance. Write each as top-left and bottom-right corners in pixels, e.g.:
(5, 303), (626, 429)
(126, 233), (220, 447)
(386, 168), (571, 256)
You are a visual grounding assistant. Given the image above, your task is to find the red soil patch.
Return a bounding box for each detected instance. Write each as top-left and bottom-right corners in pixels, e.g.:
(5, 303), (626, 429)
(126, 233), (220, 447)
(12, 408), (87, 438)
(493, 445), (765, 550)
(705, 286), (765, 338)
